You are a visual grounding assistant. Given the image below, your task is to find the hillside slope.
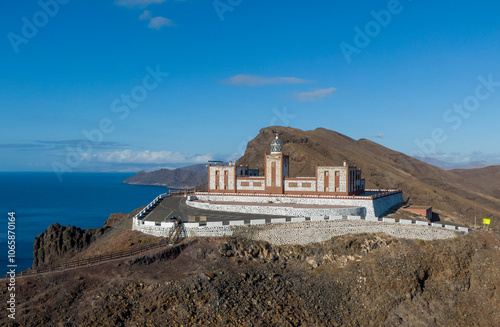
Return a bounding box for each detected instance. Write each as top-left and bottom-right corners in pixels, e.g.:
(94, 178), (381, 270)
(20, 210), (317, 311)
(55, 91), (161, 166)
(235, 127), (499, 227)
(450, 165), (500, 200)
(8, 228), (500, 326)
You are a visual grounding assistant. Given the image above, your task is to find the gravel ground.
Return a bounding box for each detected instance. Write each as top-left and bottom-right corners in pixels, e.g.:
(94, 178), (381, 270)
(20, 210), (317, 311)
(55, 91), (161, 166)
(255, 220), (460, 245)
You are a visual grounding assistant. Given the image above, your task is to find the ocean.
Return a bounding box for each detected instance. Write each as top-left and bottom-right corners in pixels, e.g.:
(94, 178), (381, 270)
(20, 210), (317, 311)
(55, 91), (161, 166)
(0, 172), (169, 275)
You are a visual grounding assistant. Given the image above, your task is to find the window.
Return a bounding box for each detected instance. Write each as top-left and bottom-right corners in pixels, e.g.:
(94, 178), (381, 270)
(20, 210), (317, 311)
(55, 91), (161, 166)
(224, 185), (228, 190)
(335, 187), (340, 192)
(325, 171), (329, 176)
(224, 171), (228, 176)
(215, 171), (219, 175)
(335, 171), (340, 176)
(215, 185), (219, 190)
(325, 187), (329, 192)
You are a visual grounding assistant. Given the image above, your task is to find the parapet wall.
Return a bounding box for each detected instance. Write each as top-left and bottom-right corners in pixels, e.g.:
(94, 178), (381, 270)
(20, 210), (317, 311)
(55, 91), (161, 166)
(193, 191), (403, 217)
(186, 200), (365, 217)
(132, 215), (469, 243)
(132, 219), (233, 238)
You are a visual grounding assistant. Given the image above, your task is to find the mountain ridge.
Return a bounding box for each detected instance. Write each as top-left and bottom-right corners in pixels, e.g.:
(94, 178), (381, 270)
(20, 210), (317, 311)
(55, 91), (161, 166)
(123, 164), (208, 189)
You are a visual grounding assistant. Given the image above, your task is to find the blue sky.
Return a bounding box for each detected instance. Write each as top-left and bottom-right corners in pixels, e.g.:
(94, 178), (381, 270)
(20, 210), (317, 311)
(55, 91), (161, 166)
(1, 0), (500, 175)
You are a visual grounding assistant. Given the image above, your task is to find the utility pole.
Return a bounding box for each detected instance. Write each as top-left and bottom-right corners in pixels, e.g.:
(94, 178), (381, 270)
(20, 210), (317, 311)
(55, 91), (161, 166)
(474, 199), (477, 230)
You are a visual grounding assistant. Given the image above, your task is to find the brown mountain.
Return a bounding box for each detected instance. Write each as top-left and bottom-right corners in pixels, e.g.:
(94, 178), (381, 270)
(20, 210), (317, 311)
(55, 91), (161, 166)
(450, 165), (500, 202)
(235, 126), (499, 228)
(124, 164), (208, 189)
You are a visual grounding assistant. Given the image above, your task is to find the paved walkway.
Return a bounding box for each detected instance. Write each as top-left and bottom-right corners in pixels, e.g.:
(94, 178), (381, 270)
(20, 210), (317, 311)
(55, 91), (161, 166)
(142, 196), (291, 224)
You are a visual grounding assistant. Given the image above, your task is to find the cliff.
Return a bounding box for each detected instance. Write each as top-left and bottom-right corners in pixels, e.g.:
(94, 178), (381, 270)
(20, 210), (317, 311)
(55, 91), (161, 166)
(32, 223), (110, 267)
(31, 212), (159, 268)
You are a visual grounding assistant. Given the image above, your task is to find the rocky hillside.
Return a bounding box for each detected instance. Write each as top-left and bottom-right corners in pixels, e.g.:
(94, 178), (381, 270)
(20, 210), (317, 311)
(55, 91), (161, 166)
(31, 211), (159, 268)
(32, 223), (110, 267)
(7, 225), (500, 326)
(124, 164), (207, 189)
(236, 127), (500, 228)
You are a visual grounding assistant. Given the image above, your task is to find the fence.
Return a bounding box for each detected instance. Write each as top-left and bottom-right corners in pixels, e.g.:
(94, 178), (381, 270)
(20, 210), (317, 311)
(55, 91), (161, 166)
(132, 192), (170, 221)
(5, 231), (180, 280)
(195, 189), (402, 200)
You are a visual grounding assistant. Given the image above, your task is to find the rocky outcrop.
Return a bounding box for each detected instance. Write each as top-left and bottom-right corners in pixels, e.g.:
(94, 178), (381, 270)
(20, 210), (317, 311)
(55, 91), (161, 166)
(32, 223), (110, 267)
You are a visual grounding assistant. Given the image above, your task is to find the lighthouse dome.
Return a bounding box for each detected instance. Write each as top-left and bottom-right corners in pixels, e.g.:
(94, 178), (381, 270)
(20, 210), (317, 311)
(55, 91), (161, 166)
(270, 134), (283, 153)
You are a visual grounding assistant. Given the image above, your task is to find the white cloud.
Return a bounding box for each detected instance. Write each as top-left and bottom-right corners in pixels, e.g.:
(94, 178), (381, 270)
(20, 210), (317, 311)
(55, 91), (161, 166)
(139, 10), (152, 20)
(372, 133), (385, 138)
(82, 150), (215, 164)
(223, 74), (310, 87)
(296, 87), (336, 102)
(415, 151), (500, 164)
(148, 16), (174, 29)
(138, 10), (173, 29)
(116, 0), (166, 7)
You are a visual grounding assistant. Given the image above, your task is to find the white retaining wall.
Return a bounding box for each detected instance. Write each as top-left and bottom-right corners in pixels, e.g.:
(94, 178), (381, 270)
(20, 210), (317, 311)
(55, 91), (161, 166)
(132, 214), (470, 241)
(192, 192), (403, 217)
(188, 199), (364, 217)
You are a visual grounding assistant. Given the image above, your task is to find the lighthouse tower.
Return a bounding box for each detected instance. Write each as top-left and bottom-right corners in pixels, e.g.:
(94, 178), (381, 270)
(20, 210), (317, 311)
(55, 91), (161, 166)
(264, 134), (289, 194)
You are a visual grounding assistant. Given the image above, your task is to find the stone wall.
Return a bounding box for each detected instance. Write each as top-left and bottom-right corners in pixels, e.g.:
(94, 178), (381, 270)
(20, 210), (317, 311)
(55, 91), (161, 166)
(132, 218), (234, 237)
(187, 199), (365, 217)
(132, 216), (469, 244)
(193, 192), (404, 217)
(372, 192), (404, 216)
(255, 220), (462, 245)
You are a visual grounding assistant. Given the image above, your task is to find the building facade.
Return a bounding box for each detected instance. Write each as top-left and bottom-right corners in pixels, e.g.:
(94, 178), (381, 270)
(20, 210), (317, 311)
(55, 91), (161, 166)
(207, 134), (365, 196)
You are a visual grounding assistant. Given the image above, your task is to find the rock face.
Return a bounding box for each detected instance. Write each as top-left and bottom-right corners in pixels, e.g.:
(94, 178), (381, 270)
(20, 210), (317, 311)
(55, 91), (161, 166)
(32, 223), (109, 267)
(123, 164), (208, 189)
